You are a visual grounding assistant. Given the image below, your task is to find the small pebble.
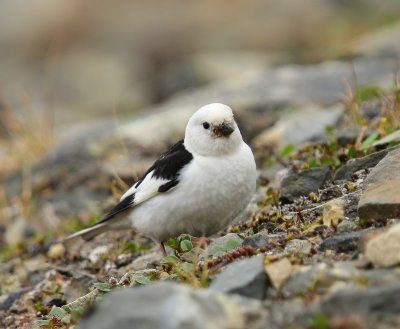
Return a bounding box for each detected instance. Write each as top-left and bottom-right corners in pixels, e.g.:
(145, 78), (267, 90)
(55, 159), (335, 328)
(47, 243), (66, 259)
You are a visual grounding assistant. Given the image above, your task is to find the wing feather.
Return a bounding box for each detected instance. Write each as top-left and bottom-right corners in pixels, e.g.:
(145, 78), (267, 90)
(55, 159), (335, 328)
(95, 140), (192, 225)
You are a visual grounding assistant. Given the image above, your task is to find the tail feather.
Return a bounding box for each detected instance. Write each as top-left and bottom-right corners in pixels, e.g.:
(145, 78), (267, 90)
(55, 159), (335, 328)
(62, 223), (110, 244)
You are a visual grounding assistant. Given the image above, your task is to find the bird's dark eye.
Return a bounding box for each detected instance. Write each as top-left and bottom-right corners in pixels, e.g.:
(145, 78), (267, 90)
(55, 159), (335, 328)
(202, 122), (210, 129)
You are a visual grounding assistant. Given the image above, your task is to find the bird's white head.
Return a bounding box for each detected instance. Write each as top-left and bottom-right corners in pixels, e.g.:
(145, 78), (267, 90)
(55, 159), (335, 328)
(184, 103), (243, 157)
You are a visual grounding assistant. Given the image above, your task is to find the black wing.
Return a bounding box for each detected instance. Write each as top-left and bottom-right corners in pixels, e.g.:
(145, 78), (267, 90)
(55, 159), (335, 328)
(96, 139), (193, 225)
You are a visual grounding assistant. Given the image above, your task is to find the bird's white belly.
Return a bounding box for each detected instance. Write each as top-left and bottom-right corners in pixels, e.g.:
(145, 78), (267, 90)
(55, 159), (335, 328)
(129, 147), (256, 242)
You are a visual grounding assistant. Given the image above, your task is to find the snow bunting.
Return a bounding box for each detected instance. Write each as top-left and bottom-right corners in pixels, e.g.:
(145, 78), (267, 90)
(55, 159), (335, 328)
(64, 103), (257, 255)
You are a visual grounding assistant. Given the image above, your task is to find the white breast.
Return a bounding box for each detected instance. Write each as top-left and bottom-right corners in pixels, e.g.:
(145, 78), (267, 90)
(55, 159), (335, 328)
(129, 143), (256, 242)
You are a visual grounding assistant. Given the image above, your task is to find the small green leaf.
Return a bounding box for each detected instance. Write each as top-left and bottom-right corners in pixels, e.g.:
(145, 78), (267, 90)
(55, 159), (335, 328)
(347, 146), (357, 158)
(135, 276), (153, 285)
(308, 158), (319, 168)
(61, 305), (72, 313)
(265, 158), (276, 167)
(332, 155), (341, 167)
(93, 282), (113, 292)
(325, 125), (336, 136)
(160, 255), (179, 266)
(311, 314), (330, 329)
(167, 238), (180, 250)
(209, 245), (225, 257)
(180, 262), (194, 273)
(356, 85), (382, 102)
(360, 132), (380, 151)
(48, 306), (67, 320)
(180, 234), (191, 241)
(180, 240), (193, 252)
(281, 144), (295, 158)
(37, 319), (51, 327)
(122, 242), (151, 253)
(225, 237), (241, 251)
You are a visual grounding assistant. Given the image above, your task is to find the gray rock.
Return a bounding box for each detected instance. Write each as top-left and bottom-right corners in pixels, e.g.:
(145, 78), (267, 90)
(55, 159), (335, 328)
(284, 239), (312, 255)
(63, 274), (96, 304)
(358, 148), (400, 224)
(334, 147), (396, 181)
(208, 233), (243, 258)
(252, 103), (344, 153)
(363, 147), (400, 185)
(0, 288), (30, 311)
(365, 224), (400, 267)
(265, 258), (293, 289)
(319, 185), (343, 202)
(320, 283), (400, 316)
(128, 251), (162, 271)
(242, 232), (285, 249)
(358, 181), (400, 225)
(282, 261), (400, 302)
(281, 263), (330, 298)
(354, 21), (400, 58)
(336, 219), (358, 233)
(360, 267), (400, 287)
(78, 282), (244, 329)
(280, 166), (332, 203)
(210, 256), (268, 300)
(319, 229), (378, 253)
(120, 59), (398, 148)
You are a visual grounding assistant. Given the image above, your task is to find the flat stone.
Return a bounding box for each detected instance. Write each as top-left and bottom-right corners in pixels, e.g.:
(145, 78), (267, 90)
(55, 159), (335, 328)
(128, 251), (161, 271)
(357, 148), (400, 224)
(358, 181), (400, 225)
(320, 283), (400, 317)
(319, 185), (343, 201)
(265, 258), (293, 289)
(47, 243), (66, 260)
(284, 239), (312, 255)
(319, 229), (378, 253)
(210, 256), (268, 300)
(252, 103), (344, 153)
(281, 262), (366, 298)
(0, 288), (31, 311)
(78, 282), (244, 329)
(208, 233), (243, 258)
(363, 148), (400, 185)
(354, 21), (400, 58)
(336, 219), (358, 233)
(280, 166), (332, 203)
(242, 232), (285, 249)
(281, 263), (329, 297)
(365, 223), (400, 267)
(334, 147), (395, 181)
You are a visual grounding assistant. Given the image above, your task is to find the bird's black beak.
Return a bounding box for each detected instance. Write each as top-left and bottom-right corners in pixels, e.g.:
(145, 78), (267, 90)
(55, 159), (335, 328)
(213, 122), (234, 137)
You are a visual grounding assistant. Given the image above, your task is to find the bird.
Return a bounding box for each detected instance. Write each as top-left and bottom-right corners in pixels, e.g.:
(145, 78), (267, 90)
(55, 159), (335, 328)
(64, 103), (257, 256)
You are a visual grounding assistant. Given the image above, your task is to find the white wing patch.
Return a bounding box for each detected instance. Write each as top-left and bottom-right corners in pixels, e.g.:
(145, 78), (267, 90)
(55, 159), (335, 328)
(120, 170), (169, 205)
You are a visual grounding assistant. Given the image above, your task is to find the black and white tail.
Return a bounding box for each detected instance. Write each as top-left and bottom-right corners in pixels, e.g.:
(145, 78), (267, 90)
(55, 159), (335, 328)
(62, 222), (111, 244)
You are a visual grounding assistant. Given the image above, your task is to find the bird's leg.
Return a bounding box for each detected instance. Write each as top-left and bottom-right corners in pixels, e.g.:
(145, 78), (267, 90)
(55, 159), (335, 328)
(160, 242), (167, 257)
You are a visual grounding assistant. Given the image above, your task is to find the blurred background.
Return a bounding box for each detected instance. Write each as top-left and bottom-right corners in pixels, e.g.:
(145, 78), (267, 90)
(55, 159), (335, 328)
(1, 0), (400, 238)
(1, 2), (400, 326)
